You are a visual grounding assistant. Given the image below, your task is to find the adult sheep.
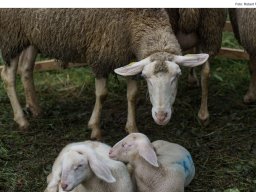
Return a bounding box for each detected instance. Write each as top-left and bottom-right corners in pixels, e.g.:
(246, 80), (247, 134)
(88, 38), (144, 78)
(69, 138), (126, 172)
(164, 8), (227, 125)
(229, 9), (256, 103)
(0, 9), (208, 139)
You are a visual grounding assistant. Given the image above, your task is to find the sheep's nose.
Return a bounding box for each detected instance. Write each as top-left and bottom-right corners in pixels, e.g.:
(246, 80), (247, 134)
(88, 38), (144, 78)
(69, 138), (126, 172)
(155, 111), (168, 122)
(61, 183), (68, 190)
(109, 149), (113, 155)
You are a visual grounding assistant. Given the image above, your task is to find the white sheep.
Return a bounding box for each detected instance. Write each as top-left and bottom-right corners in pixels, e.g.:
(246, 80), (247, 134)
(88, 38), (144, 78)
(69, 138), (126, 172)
(45, 141), (134, 192)
(109, 133), (195, 192)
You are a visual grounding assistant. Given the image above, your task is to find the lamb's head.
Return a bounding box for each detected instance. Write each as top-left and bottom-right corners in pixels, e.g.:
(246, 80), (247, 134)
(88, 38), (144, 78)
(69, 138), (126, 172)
(109, 133), (159, 167)
(115, 52), (209, 125)
(58, 146), (116, 191)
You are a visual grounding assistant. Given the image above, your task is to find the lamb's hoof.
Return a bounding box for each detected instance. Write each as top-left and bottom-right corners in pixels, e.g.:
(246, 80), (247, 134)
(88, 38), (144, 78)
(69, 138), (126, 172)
(198, 113), (209, 127)
(125, 123), (139, 133)
(243, 93), (256, 104)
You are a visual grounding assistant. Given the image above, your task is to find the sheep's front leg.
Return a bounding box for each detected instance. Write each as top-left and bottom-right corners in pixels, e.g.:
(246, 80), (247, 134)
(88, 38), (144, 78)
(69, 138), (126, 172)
(198, 60), (210, 126)
(188, 68), (199, 87)
(19, 46), (41, 117)
(1, 56), (29, 130)
(88, 78), (108, 140)
(125, 78), (138, 133)
(244, 56), (256, 103)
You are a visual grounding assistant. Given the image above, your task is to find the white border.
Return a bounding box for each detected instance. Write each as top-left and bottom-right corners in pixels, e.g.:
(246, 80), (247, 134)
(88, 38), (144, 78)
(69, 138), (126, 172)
(0, 0), (255, 8)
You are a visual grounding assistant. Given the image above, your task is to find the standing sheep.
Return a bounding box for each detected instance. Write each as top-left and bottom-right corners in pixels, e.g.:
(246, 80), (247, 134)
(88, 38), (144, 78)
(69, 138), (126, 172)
(109, 133), (195, 192)
(45, 140), (134, 192)
(229, 9), (256, 103)
(163, 8), (227, 125)
(0, 9), (208, 139)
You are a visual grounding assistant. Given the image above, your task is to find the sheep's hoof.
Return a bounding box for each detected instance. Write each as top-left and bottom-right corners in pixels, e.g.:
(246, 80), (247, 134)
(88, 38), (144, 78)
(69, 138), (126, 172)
(15, 117), (29, 131)
(27, 105), (42, 118)
(198, 112), (209, 127)
(125, 123), (139, 133)
(243, 92), (256, 104)
(90, 130), (102, 141)
(88, 124), (102, 140)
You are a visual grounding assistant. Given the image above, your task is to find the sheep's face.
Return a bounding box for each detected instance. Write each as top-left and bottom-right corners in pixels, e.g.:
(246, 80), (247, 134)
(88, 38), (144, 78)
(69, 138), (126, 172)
(142, 61), (180, 125)
(60, 151), (90, 191)
(114, 53), (209, 126)
(109, 133), (159, 167)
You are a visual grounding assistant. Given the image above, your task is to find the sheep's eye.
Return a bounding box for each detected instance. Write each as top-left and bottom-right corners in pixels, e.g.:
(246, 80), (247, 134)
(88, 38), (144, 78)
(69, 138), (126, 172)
(122, 143), (125, 147)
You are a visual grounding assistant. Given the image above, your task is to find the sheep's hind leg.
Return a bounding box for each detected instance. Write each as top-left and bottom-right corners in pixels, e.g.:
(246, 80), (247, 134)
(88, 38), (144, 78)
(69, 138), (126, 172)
(244, 56), (256, 103)
(125, 78), (138, 133)
(1, 56), (29, 130)
(188, 68), (199, 87)
(88, 78), (108, 140)
(19, 46), (41, 117)
(198, 60), (210, 126)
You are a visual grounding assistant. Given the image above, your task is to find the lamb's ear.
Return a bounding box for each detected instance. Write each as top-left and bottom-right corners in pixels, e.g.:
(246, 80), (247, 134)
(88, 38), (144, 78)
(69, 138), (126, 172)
(138, 143), (159, 167)
(46, 168), (61, 190)
(47, 154), (63, 189)
(173, 54), (209, 67)
(88, 152), (116, 183)
(114, 57), (152, 76)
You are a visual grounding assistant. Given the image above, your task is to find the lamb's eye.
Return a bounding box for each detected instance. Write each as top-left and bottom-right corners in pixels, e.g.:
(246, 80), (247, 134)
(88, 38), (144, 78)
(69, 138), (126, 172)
(74, 164), (83, 170)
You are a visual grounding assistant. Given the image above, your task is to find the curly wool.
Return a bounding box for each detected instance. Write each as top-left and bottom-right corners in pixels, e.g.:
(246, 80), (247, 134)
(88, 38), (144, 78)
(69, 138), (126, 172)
(0, 8), (181, 77)
(229, 9), (256, 57)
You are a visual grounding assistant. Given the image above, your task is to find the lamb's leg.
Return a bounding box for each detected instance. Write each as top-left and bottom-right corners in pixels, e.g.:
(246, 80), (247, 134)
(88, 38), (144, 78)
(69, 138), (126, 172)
(244, 56), (256, 103)
(125, 78), (138, 133)
(88, 78), (108, 140)
(198, 60), (210, 126)
(1, 56), (29, 130)
(188, 68), (199, 87)
(19, 46), (41, 117)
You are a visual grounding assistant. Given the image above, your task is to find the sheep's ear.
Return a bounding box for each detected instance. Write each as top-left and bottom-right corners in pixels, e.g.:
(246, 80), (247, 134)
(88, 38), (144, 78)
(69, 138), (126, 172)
(138, 143), (159, 167)
(173, 54), (209, 67)
(88, 153), (116, 183)
(114, 57), (151, 76)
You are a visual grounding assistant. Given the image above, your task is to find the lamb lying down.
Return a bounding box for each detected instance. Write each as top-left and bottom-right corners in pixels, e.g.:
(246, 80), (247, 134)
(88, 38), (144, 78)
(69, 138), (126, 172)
(44, 141), (134, 192)
(109, 133), (195, 192)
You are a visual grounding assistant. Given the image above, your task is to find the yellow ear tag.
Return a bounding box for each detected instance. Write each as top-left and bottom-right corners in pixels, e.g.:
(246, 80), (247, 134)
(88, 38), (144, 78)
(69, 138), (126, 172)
(185, 54), (195, 58)
(128, 62), (136, 66)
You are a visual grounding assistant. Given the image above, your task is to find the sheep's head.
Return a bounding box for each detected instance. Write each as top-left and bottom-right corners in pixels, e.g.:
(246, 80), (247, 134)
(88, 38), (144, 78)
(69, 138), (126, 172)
(109, 133), (159, 167)
(115, 52), (209, 125)
(58, 146), (116, 191)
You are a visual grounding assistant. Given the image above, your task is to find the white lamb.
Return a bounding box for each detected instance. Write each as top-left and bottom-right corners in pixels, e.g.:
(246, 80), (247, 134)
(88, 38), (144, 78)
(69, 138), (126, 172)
(45, 141), (134, 192)
(109, 133), (195, 192)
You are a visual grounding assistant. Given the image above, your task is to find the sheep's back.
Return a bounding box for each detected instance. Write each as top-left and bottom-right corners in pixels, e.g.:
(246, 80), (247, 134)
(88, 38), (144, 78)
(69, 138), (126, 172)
(1, 9), (133, 77)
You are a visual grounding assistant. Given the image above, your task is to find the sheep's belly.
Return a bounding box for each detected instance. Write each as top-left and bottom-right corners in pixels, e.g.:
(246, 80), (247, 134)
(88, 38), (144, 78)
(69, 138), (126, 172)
(176, 31), (198, 51)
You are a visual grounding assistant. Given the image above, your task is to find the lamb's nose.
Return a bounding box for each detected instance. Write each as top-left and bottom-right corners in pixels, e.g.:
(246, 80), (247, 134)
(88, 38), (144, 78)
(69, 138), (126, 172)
(109, 149), (113, 155)
(61, 183), (68, 190)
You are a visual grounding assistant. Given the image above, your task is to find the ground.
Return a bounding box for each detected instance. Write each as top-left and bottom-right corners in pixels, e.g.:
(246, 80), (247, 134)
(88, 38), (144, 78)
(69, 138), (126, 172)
(0, 33), (256, 192)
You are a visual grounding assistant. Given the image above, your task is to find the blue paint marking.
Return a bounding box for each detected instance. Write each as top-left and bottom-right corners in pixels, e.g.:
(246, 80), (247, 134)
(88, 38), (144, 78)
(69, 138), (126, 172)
(176, 154), (193, 178)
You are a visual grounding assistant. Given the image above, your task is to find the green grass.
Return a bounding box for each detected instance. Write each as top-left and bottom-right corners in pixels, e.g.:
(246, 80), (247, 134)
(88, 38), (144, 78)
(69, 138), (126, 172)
(0, 32), (256, 192)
